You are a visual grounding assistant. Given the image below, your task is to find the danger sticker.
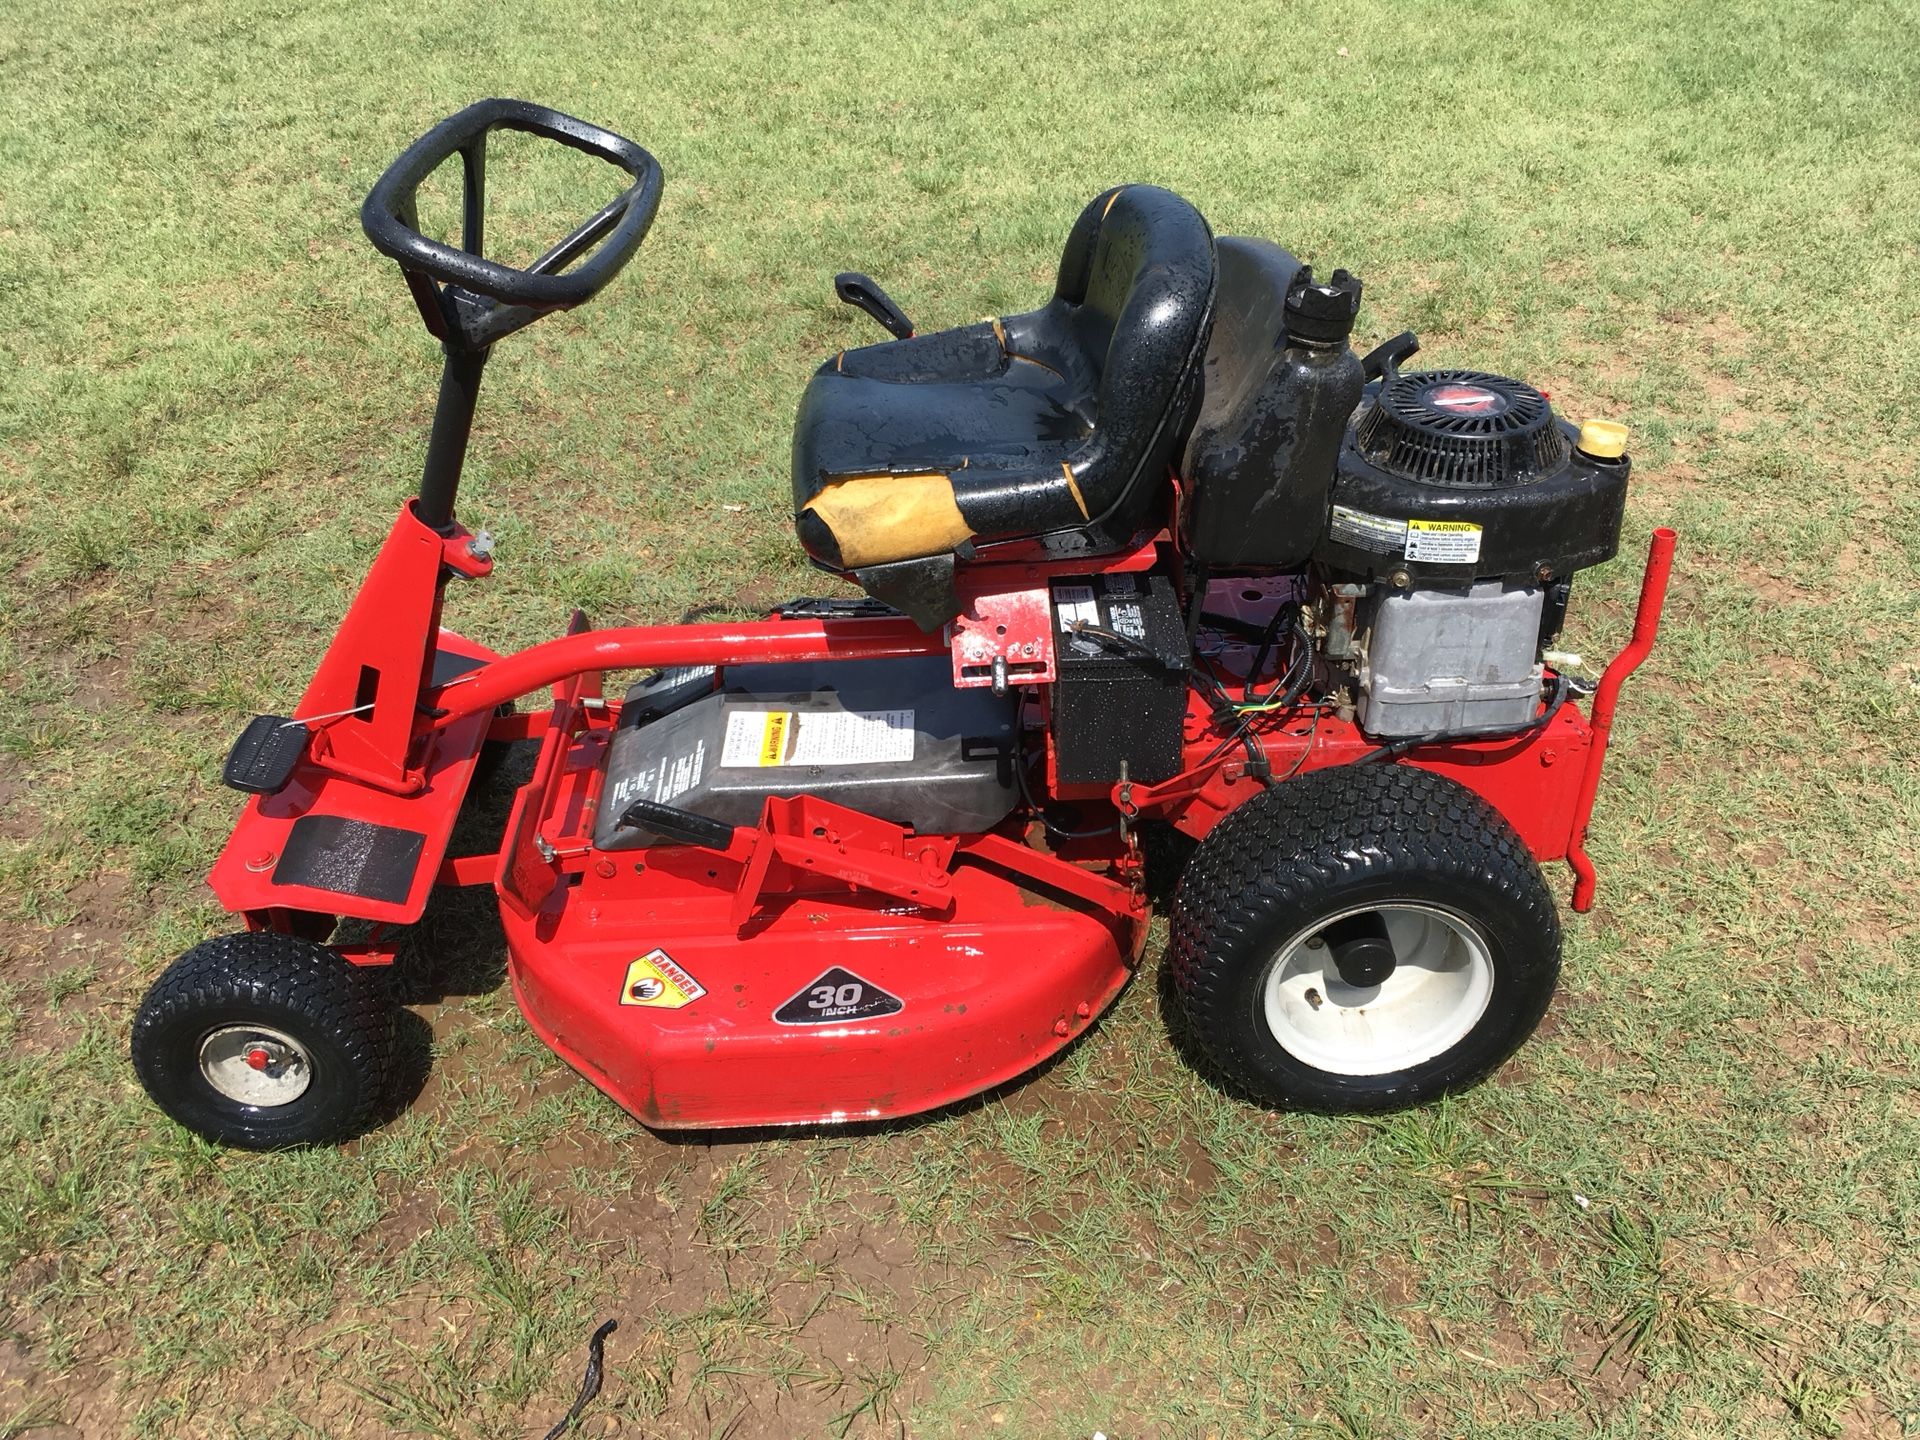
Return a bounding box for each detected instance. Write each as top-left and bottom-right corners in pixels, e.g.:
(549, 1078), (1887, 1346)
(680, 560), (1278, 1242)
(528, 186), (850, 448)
(773, 966), (904, 1026)
(621, 948), (706, 1009)
(1329, 504), (1408, 555)
(719, 708), (915, 768)
(1405, 519), (1484, 564)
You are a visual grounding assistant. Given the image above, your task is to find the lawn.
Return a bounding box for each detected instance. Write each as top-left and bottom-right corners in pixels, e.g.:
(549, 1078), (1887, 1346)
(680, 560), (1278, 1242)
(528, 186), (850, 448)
(1, 0), (1917, 1434)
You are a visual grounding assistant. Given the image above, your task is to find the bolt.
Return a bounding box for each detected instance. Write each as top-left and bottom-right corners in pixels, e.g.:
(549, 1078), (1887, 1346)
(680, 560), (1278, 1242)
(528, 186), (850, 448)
(467, 530), (495, 562)
(1389, 568), (1412, 589)
(1053, 1017), (1071, 1037)
(593, 858), (617, 878)
(1305, 935), (1325, 950)
(246, 1047), (272, 1071)
(245, 851), (277, 872)
(1075, 1001), (1091, 1018)
(1536, 563), (1554, 582)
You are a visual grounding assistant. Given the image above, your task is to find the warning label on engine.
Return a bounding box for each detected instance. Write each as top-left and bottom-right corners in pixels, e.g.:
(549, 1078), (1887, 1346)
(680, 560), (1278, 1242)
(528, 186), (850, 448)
(1329, 504), (1408, 554)
(720, 707), (915, 768)
(1405, 519), (1484, 564)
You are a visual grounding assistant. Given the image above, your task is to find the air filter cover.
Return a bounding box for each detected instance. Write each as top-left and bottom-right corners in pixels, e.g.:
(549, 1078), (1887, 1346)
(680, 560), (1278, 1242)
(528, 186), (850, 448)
(1320, 368), (1629, 583)
(1354, 369), (1570, 489)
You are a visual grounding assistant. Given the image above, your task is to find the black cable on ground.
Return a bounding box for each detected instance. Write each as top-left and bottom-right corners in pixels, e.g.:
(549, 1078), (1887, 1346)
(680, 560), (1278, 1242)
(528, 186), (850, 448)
(542, 1319), (618, 1440)
(1197, 609), (1271, 641)
(1241, 603), (1293, 703)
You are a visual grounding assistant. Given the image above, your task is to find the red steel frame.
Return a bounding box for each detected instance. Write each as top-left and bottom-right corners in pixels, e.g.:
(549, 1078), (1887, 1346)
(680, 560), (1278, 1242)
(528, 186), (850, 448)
(207, 503), (1675, 1128)
(1567, 527), (1676, 911)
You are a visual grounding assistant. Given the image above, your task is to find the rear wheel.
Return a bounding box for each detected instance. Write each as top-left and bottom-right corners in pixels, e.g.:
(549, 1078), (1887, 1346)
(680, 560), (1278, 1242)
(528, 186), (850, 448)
(1169, 764), (1559, 1111)
(131, 931), (395, 1149)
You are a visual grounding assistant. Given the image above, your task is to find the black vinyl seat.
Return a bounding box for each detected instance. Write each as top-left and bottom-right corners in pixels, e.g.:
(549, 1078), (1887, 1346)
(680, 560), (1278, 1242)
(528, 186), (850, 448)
(791, 185), (1215, 625)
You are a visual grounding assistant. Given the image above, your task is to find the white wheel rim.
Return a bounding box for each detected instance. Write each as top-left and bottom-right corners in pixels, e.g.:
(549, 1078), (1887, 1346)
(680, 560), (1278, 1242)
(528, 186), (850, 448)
(198, 1024), (313, 1107)
(1258, 903), (1495, 1077)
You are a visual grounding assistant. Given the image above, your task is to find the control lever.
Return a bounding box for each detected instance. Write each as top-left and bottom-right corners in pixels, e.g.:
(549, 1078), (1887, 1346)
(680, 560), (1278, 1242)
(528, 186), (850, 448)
(617, 796), (738, 852)
(833, 273), (915, 340)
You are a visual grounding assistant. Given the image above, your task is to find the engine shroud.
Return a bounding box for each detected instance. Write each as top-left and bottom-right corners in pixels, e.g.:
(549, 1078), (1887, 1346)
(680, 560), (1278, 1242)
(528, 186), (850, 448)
(1317, 368), (1629, 584)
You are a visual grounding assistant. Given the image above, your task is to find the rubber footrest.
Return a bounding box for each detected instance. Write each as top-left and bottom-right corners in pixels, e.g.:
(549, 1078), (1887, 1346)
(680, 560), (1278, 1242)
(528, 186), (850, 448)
(223, 715), (306, 795)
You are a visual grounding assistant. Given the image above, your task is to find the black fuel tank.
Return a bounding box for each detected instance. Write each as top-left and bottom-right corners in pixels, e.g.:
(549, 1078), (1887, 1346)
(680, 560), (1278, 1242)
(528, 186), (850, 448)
(1181, 243), (1366, 570)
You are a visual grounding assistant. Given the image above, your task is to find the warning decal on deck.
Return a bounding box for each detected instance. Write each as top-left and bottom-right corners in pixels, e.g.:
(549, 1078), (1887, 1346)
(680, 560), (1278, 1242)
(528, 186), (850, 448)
(773, 966), (905, 1026)
(1405, 519), (1484, 564)
(719, 708), (915, 768)
(604, 739), (707, 812)
(620, 948), (706, 1009)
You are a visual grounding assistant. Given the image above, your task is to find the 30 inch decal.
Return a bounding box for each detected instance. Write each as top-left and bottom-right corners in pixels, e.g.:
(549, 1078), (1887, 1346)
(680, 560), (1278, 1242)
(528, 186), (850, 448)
(773, 967), (904, 1026)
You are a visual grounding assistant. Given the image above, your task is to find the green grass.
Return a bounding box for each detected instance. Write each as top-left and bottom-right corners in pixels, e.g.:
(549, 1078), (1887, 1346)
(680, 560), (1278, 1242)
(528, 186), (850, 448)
(2, 0), (1918, 1433)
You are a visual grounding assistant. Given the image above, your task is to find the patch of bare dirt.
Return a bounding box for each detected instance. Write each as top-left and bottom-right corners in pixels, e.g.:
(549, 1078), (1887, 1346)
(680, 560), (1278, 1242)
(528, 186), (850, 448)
(0, 1337), (140, 1439)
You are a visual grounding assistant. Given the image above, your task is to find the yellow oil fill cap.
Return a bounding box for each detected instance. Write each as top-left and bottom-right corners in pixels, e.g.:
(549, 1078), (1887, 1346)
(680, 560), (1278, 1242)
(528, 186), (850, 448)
(1577, 419), (1630, 459)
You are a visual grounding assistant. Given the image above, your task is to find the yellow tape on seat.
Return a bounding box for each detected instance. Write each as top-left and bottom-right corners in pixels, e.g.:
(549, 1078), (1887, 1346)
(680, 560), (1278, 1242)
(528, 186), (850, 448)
(802, 472), (973, 567)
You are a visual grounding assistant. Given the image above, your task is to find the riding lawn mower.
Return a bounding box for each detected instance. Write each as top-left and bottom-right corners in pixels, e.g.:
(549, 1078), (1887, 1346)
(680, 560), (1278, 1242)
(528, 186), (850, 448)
(130, 100), (1674, 1149)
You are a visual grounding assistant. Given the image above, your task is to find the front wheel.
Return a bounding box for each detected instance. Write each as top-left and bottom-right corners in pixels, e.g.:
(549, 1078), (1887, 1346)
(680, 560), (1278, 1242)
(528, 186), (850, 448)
(1168, 764), (1560, 1112)
(131, 931), (396, 1149)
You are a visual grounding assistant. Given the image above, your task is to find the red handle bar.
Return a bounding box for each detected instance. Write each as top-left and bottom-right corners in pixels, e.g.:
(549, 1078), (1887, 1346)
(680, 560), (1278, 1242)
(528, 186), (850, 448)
(1566, 526), (1677, 912)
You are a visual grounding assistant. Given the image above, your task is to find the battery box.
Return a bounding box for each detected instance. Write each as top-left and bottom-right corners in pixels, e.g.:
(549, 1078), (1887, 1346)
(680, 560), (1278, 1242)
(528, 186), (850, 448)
(1049, 572), (1190, 785)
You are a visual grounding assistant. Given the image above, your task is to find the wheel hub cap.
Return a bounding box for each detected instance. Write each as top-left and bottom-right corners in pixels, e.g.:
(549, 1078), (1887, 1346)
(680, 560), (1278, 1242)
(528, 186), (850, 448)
(199, 1025), (312, 1107)
(1260, 903), (1495, 1076)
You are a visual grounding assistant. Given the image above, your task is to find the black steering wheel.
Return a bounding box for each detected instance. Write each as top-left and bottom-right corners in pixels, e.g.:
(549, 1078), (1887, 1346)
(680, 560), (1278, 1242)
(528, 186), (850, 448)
(361, 98), (663, 350)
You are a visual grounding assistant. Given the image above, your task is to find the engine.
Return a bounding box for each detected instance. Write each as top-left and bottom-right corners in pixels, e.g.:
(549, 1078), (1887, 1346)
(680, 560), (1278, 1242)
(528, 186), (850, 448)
(1179, 245), (1632, 746)
(1311, 362), (1630, 737)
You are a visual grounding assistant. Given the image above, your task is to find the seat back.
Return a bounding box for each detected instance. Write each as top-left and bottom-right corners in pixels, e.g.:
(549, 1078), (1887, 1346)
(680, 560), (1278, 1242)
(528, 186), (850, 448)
(1004, 185), (1217, 550)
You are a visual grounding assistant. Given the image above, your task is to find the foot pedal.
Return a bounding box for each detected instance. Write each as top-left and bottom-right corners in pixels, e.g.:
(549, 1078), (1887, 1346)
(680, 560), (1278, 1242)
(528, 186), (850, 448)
(223, 715), (307, 795)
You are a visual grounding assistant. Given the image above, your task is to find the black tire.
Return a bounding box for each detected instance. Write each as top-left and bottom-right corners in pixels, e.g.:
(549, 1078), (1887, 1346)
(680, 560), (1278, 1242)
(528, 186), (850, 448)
(1168, 764), (1560, 1112)
(130, 931), (396, 1149)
